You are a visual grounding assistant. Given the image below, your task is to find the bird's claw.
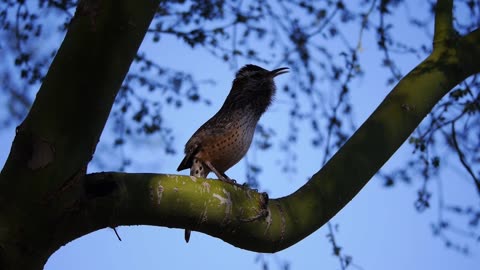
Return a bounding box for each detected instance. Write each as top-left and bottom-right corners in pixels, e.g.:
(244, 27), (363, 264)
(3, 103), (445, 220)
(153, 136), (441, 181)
(219, 176), (248, 188)
(219, 176), (237, 184)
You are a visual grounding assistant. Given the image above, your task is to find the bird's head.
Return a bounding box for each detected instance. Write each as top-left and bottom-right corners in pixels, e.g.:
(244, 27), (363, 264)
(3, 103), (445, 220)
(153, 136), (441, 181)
(224, 64), (289, 114)
(235, 64), (289, 80)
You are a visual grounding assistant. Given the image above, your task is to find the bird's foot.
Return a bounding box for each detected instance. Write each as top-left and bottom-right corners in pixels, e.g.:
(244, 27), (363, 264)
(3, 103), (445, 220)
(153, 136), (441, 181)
(241, 182), (255, 190)
(219, 176), (249, 188)
(204, 161), (242, 186)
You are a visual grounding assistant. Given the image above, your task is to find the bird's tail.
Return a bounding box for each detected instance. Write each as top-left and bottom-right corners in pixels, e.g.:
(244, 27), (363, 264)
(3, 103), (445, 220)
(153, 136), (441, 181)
(185, 157), (211, 243)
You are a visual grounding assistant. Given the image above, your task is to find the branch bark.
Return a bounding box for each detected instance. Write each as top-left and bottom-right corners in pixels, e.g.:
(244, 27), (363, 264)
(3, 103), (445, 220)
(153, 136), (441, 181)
(433, 0), (454, 49)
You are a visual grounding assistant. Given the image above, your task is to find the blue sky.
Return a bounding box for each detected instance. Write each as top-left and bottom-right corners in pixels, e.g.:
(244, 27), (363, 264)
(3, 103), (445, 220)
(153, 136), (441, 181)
(0, 1), (479, 269)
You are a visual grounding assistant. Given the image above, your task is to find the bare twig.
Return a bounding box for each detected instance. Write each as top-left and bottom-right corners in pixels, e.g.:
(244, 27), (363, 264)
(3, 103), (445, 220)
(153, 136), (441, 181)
(450, 122), (480, 196)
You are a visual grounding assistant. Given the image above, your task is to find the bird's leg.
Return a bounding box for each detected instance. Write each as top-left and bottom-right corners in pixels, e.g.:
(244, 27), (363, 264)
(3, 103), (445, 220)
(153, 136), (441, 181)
(185, 158), (211, 243)
(204, 160), (238, 185)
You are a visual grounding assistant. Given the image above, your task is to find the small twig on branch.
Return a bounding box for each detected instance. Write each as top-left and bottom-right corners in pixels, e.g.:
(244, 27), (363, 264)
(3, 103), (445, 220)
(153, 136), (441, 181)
(450, 122), (480, 196)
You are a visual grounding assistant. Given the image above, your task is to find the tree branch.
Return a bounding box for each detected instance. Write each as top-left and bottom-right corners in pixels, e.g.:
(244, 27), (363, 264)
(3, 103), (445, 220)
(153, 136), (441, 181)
(450, 122), (480, 196)
(0, 1), (159, 269)
(433, 0), (454, 49)
(60, 173), (270, 250)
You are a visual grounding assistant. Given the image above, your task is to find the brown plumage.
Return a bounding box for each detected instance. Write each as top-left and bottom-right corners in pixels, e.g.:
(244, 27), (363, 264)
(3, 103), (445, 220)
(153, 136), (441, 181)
(177, 64), (288, 242)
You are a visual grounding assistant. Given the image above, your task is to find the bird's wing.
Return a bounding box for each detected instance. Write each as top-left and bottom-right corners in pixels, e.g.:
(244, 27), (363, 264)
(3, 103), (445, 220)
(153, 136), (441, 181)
(177, 143), (200, 171)
(177, 116), (230, 172)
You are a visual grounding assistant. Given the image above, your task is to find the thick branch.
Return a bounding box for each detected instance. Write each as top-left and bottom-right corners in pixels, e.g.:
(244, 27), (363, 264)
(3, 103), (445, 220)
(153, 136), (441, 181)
(0, 1), (159, 269)
(270, 27), (479, 251)
(59, 173), (270, 249)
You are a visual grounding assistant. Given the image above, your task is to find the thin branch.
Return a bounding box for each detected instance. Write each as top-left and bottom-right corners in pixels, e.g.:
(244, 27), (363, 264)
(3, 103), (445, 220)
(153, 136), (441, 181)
(433, 0), (454, 49)
(327, 222), (347, 270)
(450, 122), (480, 196)
(356, 0), (378, 51)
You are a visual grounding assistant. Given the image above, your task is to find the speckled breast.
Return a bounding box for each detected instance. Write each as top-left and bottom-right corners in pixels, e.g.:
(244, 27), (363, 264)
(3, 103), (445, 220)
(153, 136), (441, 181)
(204, 115), (257, 173)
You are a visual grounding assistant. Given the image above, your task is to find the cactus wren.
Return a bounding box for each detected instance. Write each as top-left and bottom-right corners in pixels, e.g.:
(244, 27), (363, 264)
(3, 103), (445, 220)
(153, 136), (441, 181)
(177, 64), (288, 242)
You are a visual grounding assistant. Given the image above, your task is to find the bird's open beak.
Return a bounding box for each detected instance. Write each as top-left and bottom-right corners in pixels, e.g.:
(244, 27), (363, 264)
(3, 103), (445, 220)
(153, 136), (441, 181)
(269, 67), (289, 77)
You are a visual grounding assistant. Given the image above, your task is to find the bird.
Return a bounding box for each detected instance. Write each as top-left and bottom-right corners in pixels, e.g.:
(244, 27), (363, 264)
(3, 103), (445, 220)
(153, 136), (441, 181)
(177, 64), (288, 242)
